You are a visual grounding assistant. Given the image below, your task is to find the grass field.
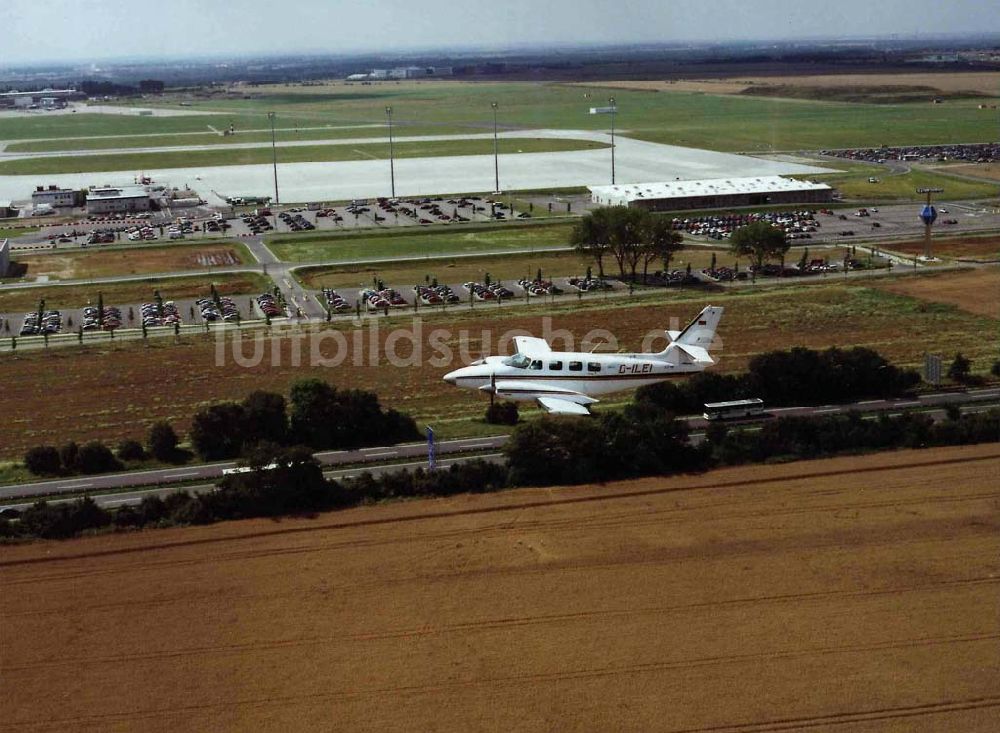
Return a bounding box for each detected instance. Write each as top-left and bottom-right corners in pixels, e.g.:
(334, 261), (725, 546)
(877, 266), (1000, 318)
(2, 124), (476, 153)
(0, 226), (40, 239)
(10, 241), (252, 281)
(4, 444), (999, 732)
(0, 274), (995, 456)
(270, 220), (577, 263)
(569, 71), (1000, 96)
(4, 81), (1000, 156)
(0, 137), (607, 175)
(889, 234), (1000, 261)
(0, 272), (271, 314)
(812, 167), (1000, 201)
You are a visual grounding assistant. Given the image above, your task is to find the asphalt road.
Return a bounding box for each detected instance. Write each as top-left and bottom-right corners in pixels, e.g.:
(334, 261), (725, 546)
(0, 453), (507, 512)
(0, 436), (507, 502)
(2, 387), (998, 511)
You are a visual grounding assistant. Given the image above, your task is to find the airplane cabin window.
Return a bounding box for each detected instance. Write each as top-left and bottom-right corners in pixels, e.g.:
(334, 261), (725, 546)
(549, 361), (563, 370)
(569, 361), (583, 372)
(587, 362), (601, 372)
(529, 360), (543, 370)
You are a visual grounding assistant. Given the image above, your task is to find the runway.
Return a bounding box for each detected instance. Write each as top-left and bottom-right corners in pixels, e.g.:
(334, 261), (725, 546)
(0, 129), (832, 204)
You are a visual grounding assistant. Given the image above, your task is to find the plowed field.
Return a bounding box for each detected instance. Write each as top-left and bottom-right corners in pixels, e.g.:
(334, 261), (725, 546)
(3, 444), (999, 732)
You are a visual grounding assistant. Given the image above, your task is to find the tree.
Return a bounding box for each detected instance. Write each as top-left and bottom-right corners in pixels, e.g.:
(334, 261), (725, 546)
(242, 391), (289, 446)
(24, 446), (61, 476)
(190, 403), (247, 460)
(148, 421), (179, 461)
(59, 441), (79, 472)
(76, 442), (121, 474)
(608, 206), (649, 281)
(730, 221), (789, 279)
(485, 401), (519, 425)
(116, 439), (145, 461)
(948, 353), (972, 383)
(570, 208), (614, 278)
(641, 215), (684, 283)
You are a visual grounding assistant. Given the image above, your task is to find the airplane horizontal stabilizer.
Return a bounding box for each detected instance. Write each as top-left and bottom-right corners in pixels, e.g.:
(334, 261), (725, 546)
(537, 397), (592, 416)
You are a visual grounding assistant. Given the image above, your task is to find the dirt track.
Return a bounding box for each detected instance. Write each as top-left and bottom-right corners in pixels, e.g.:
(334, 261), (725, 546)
(3, 444), (1000, 732)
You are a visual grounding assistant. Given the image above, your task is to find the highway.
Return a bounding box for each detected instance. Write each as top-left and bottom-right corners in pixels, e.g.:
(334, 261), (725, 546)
(0, 436), (506, 503)
(0, 453), (506, 512)
(1, 387), (997, 512)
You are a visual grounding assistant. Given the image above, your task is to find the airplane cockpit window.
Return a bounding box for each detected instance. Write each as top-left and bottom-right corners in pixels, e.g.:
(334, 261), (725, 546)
(503, 354), (531, 369)
(529, 360), (543, 370)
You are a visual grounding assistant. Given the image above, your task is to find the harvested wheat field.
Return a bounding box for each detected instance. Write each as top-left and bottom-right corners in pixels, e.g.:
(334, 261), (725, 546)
(581, 72), (1000, 97)
(878, 267), (1000, 318)
(3, 445), (1000, 732)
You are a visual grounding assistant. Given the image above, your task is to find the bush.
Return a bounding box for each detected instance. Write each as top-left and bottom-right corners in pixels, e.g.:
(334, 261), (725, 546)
(147, 421), (179, 461)
(24, 446), (61, 476)
(948, 353), (972, 383)
(76, 441), (121, 475)
(116, 439), (145, 461)
(485, 401), (519, 425)
(242, 391), (289, 446)
(190, 403), (247, 460)
(59, 441), (79, 472)
(288, 378), (420, 450)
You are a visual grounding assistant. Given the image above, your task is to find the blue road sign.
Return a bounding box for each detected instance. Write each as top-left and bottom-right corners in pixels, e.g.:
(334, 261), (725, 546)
(919, 204), (937, 227)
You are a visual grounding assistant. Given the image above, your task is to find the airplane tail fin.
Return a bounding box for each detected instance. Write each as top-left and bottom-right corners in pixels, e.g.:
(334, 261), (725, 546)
(654, 305), (723, 361)
(674, 305), (723, 348)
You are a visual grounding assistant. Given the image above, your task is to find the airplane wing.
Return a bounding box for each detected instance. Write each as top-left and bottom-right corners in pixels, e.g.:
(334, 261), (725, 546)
(513, 336), (551, 355)
(537, 397), (593, 416)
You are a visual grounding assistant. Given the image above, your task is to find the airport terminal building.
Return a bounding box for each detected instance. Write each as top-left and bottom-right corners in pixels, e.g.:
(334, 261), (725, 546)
(86, 185), (151, 215)
(589, 176), (834, 212)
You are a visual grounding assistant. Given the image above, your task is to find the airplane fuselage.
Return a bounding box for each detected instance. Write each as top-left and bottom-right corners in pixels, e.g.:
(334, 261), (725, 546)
(445, 353), (690, 400)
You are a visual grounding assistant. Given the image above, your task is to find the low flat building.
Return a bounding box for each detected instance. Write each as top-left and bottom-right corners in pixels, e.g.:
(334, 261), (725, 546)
(31, 185), (80, 208)
(86, 185), (151, 214)
(589, 176), (833, 212)
(0, 239), (9, 278)
(0, 201), (12, 218)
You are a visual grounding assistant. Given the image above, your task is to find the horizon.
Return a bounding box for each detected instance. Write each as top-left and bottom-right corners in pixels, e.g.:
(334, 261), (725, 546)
(2, 0), (999, 67)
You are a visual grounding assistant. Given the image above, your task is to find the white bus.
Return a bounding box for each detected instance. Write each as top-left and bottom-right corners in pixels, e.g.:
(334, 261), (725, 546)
(221, 462), (279, 476)
(703, 398), (765, 421)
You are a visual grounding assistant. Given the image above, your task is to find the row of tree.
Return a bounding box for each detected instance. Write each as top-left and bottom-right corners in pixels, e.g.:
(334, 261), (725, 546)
(571, 208), (792, 283)
(189, 379), (420, 460)
(8, 406), (998, 542)
(570, 207), (685, 282)
(637, 346), (920, 414)
(22, 379), (418, 475)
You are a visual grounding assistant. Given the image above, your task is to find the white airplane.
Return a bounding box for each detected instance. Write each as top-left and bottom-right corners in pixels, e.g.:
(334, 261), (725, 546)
(443, 305), (723, 415)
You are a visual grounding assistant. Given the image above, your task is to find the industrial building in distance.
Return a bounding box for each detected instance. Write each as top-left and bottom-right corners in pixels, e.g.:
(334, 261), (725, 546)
(85, 185), (151, 214)
(589, 176), (834, 212)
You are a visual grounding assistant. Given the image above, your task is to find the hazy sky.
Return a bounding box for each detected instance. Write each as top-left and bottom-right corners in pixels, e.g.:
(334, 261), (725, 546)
(3, 0), (998, 64)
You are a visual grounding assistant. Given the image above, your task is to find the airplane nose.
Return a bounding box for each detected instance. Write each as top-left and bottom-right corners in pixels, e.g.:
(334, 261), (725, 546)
(443, 370), (458, 385)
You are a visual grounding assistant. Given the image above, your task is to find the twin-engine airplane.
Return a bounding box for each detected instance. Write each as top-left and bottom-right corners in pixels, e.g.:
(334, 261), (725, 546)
(443, 305), (723, 416)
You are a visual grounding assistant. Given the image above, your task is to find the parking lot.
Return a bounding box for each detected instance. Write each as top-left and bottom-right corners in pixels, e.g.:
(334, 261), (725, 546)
(1, 285), (288, 342)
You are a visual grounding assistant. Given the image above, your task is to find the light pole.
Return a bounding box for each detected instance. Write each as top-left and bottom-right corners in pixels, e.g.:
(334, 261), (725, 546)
(609, 96), (617, 185)
(917, 187), (944, 260)
(267, 112), (279, 205)
(491, 101), (500, 193)
(386, 106), (396, 198)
